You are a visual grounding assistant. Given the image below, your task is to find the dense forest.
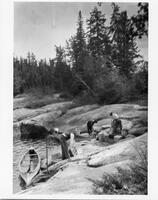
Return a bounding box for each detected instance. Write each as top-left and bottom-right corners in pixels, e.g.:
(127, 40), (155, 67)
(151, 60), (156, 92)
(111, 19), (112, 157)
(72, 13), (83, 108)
(14, 3), (148, 105)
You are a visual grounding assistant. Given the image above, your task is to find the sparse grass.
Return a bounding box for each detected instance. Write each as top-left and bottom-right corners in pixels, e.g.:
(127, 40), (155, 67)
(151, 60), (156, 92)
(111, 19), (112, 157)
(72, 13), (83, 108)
(25, 97), (64, 109)
(24, 90), (65, 109)
(127, 95), (148, 106)
(91, 142), (147, 195)
(14, 88), (56, 109)
(14, 88), (72, 109)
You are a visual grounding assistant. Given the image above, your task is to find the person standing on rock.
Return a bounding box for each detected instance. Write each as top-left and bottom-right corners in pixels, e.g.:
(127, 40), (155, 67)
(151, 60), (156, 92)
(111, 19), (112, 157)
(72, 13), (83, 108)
(87, 119), (98, 136)
(47, 128), (77, 160)
(109, 112), (122, 139)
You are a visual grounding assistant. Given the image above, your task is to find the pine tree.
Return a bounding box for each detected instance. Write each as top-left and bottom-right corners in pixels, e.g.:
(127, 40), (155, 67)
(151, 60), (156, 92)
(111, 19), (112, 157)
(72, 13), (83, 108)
(54, 45), (72, 91)
(110, 3), (140, 77)
(55, 45), (66, 64)
(87, 6), (111, 58)
(75, 11), (87, 72)
(14, 57), (24, 95)
(131, 3), (148, 38)
(66, 11), (87, 75)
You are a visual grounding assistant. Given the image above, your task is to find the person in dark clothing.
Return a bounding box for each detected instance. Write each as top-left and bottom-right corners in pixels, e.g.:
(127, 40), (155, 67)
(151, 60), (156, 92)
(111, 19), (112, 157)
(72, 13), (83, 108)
(87, 119), (98, 136)
(47, 128), (77, 160)
(109, 112), (122, 138)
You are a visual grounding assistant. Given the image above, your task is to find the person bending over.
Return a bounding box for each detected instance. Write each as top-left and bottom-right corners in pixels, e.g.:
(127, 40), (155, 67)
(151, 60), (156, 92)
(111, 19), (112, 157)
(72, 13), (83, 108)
(47, 128), (77, 160)
(87, 119), (98, 136)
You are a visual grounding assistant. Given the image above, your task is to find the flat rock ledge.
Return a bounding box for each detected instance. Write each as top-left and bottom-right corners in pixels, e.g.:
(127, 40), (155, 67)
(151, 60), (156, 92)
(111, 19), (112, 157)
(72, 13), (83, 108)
(18, 133), (147, 195)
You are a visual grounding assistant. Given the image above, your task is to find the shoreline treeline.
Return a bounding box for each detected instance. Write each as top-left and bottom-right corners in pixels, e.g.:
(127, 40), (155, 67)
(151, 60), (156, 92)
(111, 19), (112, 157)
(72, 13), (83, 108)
(14, 3), (148, 104)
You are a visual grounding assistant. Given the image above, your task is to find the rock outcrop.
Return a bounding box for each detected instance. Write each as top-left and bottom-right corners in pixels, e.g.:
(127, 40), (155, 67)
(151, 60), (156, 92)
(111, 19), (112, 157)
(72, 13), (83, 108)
(87, 134), (147, 167)
(19, 134), (147, 195)
(14, 95), (147, 140)
(15, 101), (73, 139)
(14, 94), (147, 194)
(20, 122), (49, 139)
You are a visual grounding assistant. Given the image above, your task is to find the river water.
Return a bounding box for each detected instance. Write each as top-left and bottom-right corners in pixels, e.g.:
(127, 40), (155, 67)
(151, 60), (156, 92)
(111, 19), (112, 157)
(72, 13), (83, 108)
(13, 128), (60, 194)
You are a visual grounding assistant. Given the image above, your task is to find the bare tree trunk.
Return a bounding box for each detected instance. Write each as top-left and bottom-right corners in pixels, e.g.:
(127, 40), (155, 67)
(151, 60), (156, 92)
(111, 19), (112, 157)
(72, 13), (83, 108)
(74, 73), (96, 97)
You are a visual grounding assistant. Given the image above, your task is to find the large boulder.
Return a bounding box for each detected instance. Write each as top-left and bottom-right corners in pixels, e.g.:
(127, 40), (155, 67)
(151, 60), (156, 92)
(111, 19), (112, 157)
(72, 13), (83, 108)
(20, 122), (49, 139)
(87, 134), (147, 167)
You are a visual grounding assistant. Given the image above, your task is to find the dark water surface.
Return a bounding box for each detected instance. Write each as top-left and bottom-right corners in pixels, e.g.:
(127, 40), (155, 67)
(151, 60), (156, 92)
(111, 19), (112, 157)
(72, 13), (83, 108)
(13, 128), (60, 193)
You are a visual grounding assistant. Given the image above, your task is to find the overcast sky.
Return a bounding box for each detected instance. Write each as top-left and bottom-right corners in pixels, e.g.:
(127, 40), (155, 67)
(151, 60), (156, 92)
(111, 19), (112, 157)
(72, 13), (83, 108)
(14, 2), (148, 61)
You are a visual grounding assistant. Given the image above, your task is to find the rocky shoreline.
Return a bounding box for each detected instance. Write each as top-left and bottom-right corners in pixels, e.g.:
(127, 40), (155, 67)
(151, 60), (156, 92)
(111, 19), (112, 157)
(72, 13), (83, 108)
(18, 133), (147, 195)
(14, 93), (147, 195)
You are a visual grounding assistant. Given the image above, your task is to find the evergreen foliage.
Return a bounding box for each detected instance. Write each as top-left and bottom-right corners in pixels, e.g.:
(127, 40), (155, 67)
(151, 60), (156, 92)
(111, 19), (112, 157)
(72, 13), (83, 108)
(14, 3), (148, 104)
(110, 3), (140, 77)
(131, 2), (148, 38)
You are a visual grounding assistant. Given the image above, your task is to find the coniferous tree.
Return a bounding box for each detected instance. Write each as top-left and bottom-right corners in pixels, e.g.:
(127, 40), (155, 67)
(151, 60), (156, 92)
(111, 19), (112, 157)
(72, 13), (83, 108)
(65, 11), (91, 96)
(14, 53), (56, 95)
(75, 11), (87, 74)
(110, 3), (140, 77)
(14, 57), (24, 95)
(14, 3), (147, 102)
(86, 6), (112, 73)
(66, 11), (87, 75)
(131, 2), (148, 38)
(54, 45), (72, 91)
(87, 7), (111, 58)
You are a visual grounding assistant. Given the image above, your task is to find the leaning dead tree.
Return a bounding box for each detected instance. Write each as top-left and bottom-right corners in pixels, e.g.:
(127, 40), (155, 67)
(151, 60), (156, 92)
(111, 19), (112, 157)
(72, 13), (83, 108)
(73, 72), (97, 97)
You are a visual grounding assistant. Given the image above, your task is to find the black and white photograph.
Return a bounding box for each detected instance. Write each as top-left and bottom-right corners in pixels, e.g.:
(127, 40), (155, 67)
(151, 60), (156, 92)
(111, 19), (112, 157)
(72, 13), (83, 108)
(1, 0), (153, 198)
(13, 1), (148, 195)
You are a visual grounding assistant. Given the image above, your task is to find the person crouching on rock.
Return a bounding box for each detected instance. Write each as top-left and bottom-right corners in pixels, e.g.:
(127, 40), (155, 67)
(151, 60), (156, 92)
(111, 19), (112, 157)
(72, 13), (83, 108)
(109, 112), (122, 139)
(47, 128), (77, 160)
(87, 119), (98, 136)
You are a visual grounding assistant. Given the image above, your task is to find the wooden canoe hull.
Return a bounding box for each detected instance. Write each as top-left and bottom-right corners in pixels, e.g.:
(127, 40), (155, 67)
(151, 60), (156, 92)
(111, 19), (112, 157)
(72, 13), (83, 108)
(19, 148), (41, 187)
(19, 165), (40, 186)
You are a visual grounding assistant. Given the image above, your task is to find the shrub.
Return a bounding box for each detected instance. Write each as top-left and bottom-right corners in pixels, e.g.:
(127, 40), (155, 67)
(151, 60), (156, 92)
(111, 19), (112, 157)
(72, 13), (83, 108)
(59, 92), (72, 99)
(92, 142), (147, 195)
(74, 90), (96, 106)
(93, 72), (122, 105)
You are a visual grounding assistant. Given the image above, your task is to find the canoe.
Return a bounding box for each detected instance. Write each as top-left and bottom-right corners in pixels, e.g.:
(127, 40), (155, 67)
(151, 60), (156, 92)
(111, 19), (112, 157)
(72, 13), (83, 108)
(19, 147), (41, 186)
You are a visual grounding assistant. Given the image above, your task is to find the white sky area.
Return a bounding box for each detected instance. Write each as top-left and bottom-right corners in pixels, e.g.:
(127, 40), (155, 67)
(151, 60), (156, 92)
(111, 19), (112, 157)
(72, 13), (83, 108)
(14, 2), (148, 61)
